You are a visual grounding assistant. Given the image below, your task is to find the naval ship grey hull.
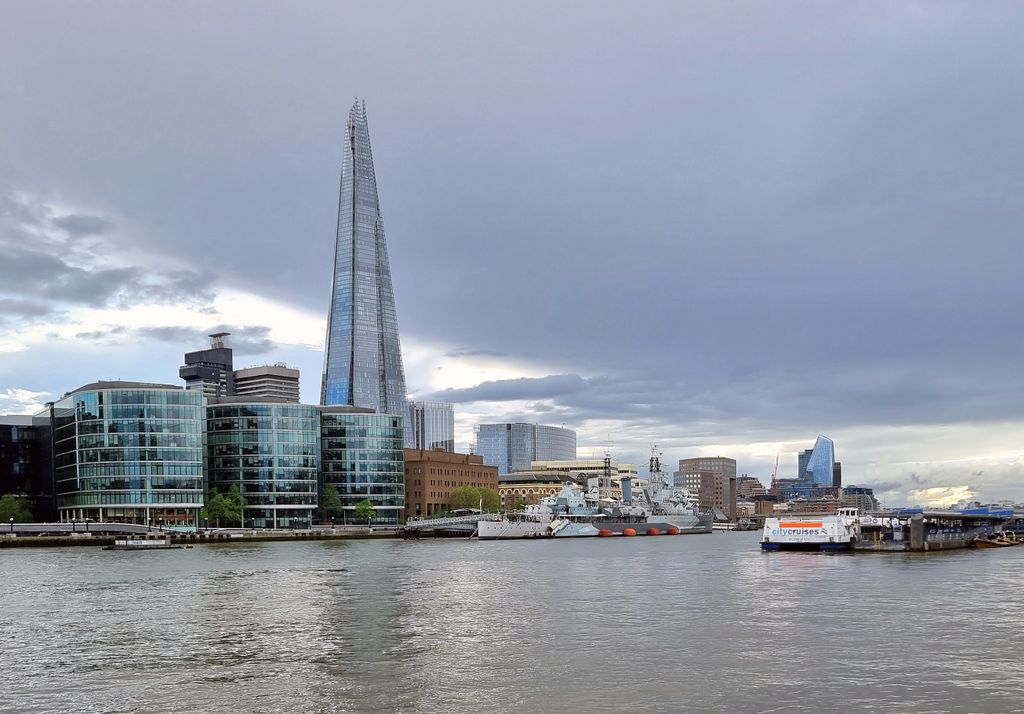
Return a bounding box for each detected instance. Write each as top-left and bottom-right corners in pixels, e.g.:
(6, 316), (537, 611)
(595, 513), (713, 535)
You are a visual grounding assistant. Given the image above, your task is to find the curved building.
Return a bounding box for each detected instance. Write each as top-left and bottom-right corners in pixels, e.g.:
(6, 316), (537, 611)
(205, 402), (320, 529)
(474, 423), (577, 474)
(320, 407), (405, 525)
(43, 381), (204, 527)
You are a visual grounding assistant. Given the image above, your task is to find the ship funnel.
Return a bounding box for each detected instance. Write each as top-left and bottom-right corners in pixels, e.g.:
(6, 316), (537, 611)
(621, 476), (633, 505)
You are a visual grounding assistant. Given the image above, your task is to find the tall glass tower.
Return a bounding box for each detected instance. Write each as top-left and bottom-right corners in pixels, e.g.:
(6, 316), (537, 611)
(321, 100), (408, 415)
(803, 434), (836, 487)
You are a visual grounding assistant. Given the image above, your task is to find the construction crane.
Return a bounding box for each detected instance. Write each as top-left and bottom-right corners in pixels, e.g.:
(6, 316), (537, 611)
(770, 451), (781, 492)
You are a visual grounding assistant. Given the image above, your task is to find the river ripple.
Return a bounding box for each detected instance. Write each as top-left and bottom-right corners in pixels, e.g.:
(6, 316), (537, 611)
(1, 533), (1022, 713)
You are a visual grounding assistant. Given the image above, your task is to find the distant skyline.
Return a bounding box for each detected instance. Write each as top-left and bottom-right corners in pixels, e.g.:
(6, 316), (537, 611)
(2, 3), (1023, 507)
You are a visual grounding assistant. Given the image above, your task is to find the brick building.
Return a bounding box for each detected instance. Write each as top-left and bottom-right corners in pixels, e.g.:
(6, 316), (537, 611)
(403, 449), (499, 519)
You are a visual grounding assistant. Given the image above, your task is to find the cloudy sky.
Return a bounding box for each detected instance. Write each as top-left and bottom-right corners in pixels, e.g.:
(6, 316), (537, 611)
(2, 2), (1023, 507)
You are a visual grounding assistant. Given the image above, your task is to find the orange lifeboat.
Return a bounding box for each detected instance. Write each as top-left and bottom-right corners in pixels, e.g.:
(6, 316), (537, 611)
(646, 527), (661, 536)
(598, 529), (614, 537)
(666, 527), (680, 536)
(623, 528), (637, 537)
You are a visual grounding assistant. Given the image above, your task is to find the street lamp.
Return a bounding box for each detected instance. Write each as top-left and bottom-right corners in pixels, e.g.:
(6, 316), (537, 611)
(70, 518), (76, 533)
(8, 518), (13, 534)
(157, 517), (164, 532)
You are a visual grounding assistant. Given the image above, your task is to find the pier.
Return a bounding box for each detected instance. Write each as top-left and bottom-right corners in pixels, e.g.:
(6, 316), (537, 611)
(856, 508), (1022, 552)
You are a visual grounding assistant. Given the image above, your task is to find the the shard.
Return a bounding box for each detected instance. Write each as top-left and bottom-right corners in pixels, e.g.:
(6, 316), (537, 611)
(321, 100), (408, 415)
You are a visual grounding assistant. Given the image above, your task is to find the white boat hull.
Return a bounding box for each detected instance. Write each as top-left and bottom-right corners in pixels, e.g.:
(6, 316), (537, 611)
(477, 519), (550, 540)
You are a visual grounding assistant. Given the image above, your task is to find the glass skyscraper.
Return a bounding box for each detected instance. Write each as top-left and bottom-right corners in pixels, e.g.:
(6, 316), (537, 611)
(321, 99), (408, 417)
(803, 434), (836, 487)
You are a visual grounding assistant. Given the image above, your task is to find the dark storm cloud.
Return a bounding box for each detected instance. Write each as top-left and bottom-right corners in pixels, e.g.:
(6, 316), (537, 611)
(2, 2), (1024, 494)
(0, 241), (214, 308)
(0, 194), (215, 310)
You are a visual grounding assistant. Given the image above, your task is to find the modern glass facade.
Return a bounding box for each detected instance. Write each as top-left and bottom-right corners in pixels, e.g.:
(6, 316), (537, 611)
(804, 435), (836, 487)
(321, 100), (408, 419)
(475, 423), (577, 474)
(407, 400), (455, 451)
(41, 383), (204, 527)
(320, 408), (404, 525)
(0, 416), (51, 519)
(205, 403), (320, 529)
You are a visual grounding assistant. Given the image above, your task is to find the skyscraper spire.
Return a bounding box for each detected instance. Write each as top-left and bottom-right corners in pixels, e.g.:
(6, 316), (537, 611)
(321, 99), (408, 414)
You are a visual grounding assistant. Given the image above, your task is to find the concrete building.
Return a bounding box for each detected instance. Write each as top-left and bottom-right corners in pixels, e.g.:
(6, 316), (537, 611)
(528, 459), (638, 480)
(474, 423), (576, 474)
(233, 364), (300, 403)
(407, 400), (455, 451)
(841, 486), (878, 511)
(180, 335), (300, 403)
(403, 448), (498, 519)
(679, 456), (737, 522)
(736, 475), (767, 499)
(180, 332), (234, 398)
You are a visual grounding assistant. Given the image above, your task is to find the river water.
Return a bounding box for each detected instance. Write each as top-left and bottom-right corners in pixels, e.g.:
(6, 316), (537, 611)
(1, 533), (1022, 714)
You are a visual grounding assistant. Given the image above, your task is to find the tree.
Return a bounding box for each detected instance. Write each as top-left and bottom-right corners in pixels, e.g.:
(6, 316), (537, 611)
(354, 498), (376, 524)
(206, 485), (245, 527)
(323, 485), (343, 520)
(0, 494), (32, 522)
(449, 486), (499, 512)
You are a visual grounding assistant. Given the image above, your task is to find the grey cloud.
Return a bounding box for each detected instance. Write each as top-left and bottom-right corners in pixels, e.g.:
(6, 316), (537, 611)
(444, 348), (513, 359)
(0, 298), (53, 317)
(0, 241), (214, 309)
(52, 213), (115, 237)
(430, 374), (588, 403)
(73, 323), (278, 356)
(137, 324), (277, 356)
(75, 326), (127, 340)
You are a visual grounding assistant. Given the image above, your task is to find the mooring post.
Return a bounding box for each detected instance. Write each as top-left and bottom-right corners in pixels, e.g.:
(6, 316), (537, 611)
(910, 513), (925, 552)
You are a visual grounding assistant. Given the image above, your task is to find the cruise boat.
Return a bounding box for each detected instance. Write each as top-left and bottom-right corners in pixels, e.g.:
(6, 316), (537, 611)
(760, 508), (861, 551)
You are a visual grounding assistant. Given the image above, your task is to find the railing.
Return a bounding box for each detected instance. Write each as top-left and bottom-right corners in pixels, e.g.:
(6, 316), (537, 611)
(402, 513), (502, 531)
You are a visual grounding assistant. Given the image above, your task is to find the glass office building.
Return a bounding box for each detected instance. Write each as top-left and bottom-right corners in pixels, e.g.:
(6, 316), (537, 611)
(407, 400), (455, 451)
(320, 407), (404, 525)
(475, 423), (577, 474)
(321, 100), (408, 420)
(40, 382), (204, 527)
(205, 403), (320, 529)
